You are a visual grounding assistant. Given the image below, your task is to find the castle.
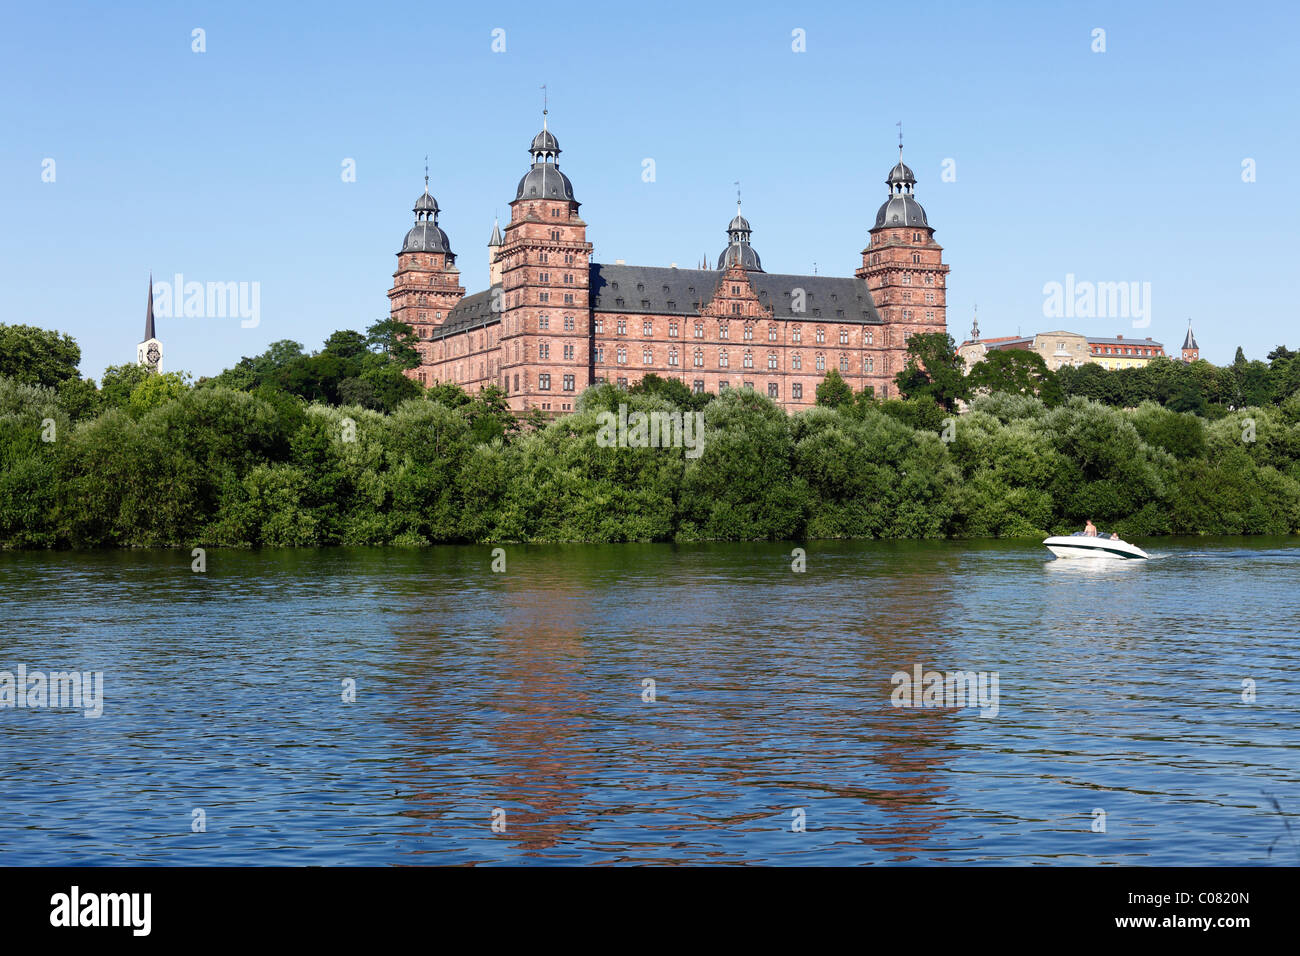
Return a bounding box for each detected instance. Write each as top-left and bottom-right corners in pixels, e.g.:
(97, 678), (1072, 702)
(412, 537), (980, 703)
(387, 118), (949, 413)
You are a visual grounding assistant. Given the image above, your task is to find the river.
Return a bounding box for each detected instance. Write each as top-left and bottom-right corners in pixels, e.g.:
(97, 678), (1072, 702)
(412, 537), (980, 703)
(1, 538), (1297, 865)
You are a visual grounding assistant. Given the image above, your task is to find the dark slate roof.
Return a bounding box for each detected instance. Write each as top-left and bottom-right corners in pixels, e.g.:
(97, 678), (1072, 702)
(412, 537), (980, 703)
(1087, 336), (1164, 348)
(888, 161), (916, 185)
(874, 195), (928, 228)
(1183, 327), (1198, 350)
(717, 241), (763, 271)
(414, 190), (439, 214)
(402, 221), (454, 254)
(144, 276), (156, 342)
(427, 286), (501, 342)
(531, 129), (560, 154)
(515, 162), (575, 201)
(589, 264), (882, 323)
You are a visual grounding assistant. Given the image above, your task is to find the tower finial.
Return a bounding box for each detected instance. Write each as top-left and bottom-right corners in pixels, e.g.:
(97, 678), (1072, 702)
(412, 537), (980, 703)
(541, 83), (548, 128)
(897, 120), (903, 158)
(734, 179), (741, 211)
(424, 154), (429, 190)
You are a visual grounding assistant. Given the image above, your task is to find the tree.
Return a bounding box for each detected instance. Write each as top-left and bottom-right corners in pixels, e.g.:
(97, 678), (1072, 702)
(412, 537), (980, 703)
(894, 332), (969, 411)
(815, 369), (854, 408)
(0, 324), (82, 388)
(100, 363), (153, 409)
(365, 318), (420, 370)
(967, 349), (1062, 405)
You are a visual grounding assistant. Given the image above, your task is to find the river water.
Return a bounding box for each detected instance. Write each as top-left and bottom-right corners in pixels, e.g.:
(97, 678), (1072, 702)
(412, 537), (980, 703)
(1, 539), (1297, 865)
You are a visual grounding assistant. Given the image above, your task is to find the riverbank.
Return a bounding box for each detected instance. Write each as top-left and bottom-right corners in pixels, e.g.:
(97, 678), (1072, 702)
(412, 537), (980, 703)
(3, 380), (1299, 548)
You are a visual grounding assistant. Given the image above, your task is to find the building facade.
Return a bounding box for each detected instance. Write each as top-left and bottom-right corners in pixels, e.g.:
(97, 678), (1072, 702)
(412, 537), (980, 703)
(959, 323), (1165, 373)
(388, 121), (949, 413)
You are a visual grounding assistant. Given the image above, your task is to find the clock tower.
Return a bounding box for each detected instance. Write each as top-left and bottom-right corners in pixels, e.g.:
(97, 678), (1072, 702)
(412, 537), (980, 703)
(136, 274), (163, 372)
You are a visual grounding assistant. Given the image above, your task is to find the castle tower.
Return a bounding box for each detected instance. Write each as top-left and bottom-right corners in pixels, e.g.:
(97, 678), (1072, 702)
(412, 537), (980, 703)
(488, 218), (504, 288)
(136, 274), (163, 372)
(856, 138), (949, 395)
(388, 172), (465, 345)
(498, 115), (593, 413)
(1182, 321), (1200, 362)
(716, 199), (764, 272)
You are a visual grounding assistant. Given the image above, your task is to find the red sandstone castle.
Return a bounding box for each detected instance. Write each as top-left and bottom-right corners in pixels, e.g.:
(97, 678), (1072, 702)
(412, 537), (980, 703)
(388, 118), (949, 413)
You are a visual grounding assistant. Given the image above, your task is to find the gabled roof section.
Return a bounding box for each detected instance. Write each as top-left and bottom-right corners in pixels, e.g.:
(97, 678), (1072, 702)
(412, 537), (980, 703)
(427, 286), (501, 341)
(589, 263), (882, 323)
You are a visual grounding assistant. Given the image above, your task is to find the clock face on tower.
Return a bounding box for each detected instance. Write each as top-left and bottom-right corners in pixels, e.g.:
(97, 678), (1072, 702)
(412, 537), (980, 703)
(146, 344), (160, 365)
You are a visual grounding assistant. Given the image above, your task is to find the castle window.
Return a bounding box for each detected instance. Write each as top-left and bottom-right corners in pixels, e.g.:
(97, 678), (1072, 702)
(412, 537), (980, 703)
(540, 253), (549, 264)
(644, 320), (653, 336)
(768, 383), (779, 399)
(617, 346), (627, 364)
(743, 324), (753, 341)
(514, 374), (520, 391)
(669, 322), (679, 337)
(539, 342), (550, 359)
(815, 327), (825, 343)
(816, 353), (826, 371)
(792, 383), (803, 400)
(913, 232), (921, 242)
(768, 325), (777, 341)
(839, 354), (849, 372)
(792, 353), (802, 370)
(694, 322), (703, 338)
(903, 291), (912, 302)
(719, 350), (729, 368)
(693, 380), (705, 394)
(719, 323), (729, 340)
(540, 272), (550, 282)
(903, 273), (912, 285)
(563, 344), (574, 360)
(667, 300), (676, 310)
(539, 314), (549, 330)
(911, 253), (921, 263)
(539, 373), (551, 390)
(903, 310), (913, 320)
(839, 329), (849, 344)
(792, 326), (801, 343)
(719, 381), (729, 391)
(564, 316), (574, 331)
(643, 348), (653, 364)
(595, 346), (604, 363)
(731, 303), (741, 315)
(926, 311), (934, 321)
(925, 274), (934, 284)
(540, 292), (550, 302)
(563, 374), (575, 391)
(617, 317), (626, 335)
(693, 349), (703, 367)
(743, 351), (754, 369)
(668, 348), (679, 366)
(767, 353), (778, 370)
(564, 294), (574, 304)
(564, 274), (572, 284)
(925, 292), (935, 304)
(866, 329), (873, 345)
(594, 317), (603, 333)
(640, 300), (649, 308)
(865, 357), (874, 373)
(732, 285), (740, 294)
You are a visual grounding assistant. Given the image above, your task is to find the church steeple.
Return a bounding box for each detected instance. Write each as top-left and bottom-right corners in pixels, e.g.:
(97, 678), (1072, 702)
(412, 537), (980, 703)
(136, 274), (163, 372)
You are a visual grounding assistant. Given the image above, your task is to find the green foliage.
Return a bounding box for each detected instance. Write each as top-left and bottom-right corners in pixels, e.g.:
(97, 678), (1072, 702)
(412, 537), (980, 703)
(967, 349), (1062, 406)
(894, 332), (969, 411)
(0, 324), (82, 388)
(815, 369), (854, 409)
(4, 326), (1300, 548)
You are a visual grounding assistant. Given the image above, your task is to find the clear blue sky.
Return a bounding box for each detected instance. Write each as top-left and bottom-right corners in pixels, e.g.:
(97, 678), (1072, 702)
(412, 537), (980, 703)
(2, 0), (1296, 379)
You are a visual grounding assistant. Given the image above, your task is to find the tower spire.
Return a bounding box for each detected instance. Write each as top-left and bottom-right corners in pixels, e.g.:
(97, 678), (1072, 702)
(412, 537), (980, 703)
(424, 154), (429, 191)
(541, 83), (548, 129)
(144, 272), (155, 342)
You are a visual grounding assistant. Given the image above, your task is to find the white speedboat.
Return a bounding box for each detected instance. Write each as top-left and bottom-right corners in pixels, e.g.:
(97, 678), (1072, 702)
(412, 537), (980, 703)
(1043, 533), (1149, 560)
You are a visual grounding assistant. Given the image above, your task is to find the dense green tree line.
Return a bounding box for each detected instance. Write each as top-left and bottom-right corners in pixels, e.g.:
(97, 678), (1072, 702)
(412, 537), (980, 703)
(1, 323), (1298, 547)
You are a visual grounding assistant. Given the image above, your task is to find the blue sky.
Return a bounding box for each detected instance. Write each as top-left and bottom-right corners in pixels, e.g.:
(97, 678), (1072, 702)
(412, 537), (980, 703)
(2, 0), (1296, 379)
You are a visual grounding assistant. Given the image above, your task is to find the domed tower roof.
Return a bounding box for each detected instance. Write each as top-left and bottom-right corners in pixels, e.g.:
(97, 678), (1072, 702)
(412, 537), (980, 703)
(874, 144), (929, 229)
(716, 202), (763, 271)
(401, 174), (454, 259)
(515, 117), (577, 201)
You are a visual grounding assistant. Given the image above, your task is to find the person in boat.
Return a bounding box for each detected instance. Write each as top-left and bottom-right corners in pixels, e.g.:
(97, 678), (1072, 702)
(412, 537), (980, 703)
(1110, 532), (1120, 540)
(1084, 519), (1098, 536)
